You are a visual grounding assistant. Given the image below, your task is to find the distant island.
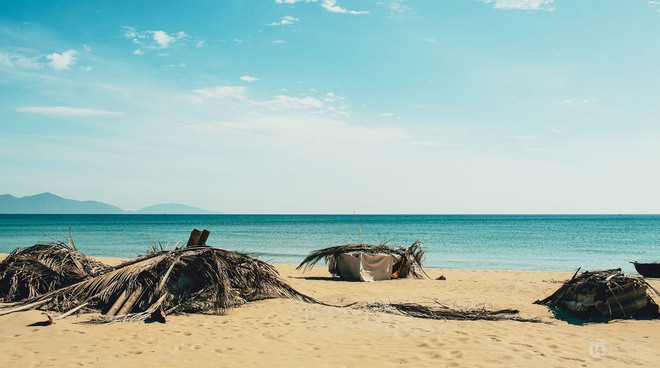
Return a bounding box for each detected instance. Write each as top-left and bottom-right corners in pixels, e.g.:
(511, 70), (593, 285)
(0, 193), (218, 214)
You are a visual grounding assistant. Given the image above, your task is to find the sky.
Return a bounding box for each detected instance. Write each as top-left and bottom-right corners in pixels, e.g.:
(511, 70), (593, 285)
(1, 0), (659, 214)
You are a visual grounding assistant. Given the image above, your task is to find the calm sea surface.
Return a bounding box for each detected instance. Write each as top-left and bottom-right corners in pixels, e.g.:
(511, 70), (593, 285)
(0, 215), (658, 272)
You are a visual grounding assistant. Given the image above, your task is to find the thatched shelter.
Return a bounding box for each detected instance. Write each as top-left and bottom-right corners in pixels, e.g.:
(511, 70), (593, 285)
(0, 246), (325, 323)
(297, 241), (427, 281)
(535, 268), (660, 320)
(0, 242), (110, 303)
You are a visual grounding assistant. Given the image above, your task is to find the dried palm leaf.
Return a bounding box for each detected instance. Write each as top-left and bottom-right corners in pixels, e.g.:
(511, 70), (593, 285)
(0, 242), (110, 302)
(0, 246), (330, 323)
(362, 300), (545, 323)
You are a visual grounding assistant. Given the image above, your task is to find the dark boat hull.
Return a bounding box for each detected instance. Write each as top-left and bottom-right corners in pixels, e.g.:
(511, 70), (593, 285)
(632, 262), (660, 278)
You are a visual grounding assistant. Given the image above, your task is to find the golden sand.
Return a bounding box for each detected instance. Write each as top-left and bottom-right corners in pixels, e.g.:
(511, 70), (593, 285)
(1, 256), (658, 367)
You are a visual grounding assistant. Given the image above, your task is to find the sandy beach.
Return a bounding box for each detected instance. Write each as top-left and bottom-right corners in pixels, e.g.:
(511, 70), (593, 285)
(1, 255), (659, 367)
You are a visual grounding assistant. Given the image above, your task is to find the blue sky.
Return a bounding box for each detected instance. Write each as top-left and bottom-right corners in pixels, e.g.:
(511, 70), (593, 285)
(1, 0), (659, 213)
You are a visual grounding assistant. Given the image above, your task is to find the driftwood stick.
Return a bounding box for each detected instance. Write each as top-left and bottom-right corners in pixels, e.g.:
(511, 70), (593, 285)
(44, 302), (91, 324)
(0, 298), (51, 316)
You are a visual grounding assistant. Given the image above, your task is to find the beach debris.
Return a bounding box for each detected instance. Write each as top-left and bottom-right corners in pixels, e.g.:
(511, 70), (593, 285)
(0, 241), (111, 303)
(436, 275), (446, 281)
(534, 268), (660, 320)
(296, 241), (427, 281)
(361, 300), (544, 323)
(0, 237), (330, 324)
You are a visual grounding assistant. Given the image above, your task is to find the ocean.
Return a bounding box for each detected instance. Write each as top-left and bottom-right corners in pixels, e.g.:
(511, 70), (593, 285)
(0, 214), (658, 273)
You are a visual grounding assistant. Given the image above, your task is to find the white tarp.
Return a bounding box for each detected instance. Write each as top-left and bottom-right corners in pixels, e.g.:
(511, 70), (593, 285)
(336, 252), (398, 282)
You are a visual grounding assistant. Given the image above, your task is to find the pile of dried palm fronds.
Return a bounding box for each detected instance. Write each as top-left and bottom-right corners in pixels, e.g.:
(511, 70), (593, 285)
(0, 246), (325, 323)
(535, 268), (660, 320)
(0, 241), (110, 302)
(296, 241), (427, 279)
(361, 301), (544, 323)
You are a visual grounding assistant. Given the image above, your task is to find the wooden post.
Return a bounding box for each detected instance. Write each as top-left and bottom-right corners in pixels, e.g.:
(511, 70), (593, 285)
(198, 229), (210, 246)
(186, 229), (202, 247)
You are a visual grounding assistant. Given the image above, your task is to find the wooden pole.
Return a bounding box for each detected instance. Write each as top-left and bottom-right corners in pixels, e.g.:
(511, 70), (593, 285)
(117, 285), (144, 316)
(198, 229), (210, 246)
(186, 229), (202, 247)
(106, 290), (128, 317)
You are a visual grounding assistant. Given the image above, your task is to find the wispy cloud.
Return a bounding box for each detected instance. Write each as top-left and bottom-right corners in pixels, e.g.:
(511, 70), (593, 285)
(191, 86), (248, 104)
(561, 97), (597, 105)
(16, 106), (122, 117)
(123, 27), (189, 55)
(323, 92), (344, 103)
(483, 0), (556, 11)
(0, 51), (43, 70)
(1, 49), (82, 71)
(272, 40), (286, 44)
(268, 15), (299, 26)
(240, 76), (260, 83)
(262, 95), (324, 110)
(46, 50), (78, 70)
(379, 0), (417, 18)
(321, 0), (369, 14)
(275, 0), (368, 15)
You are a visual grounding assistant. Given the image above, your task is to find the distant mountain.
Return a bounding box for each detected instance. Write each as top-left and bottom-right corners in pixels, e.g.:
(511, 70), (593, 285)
(135, 203), (217, 214)
(0, 193), (217, 214)
(0, 192), (126, 214)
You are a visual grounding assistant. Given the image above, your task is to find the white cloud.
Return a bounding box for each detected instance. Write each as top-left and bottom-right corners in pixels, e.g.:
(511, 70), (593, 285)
(321, 0), (369, 14)
(379, 112), (394, 117)
(263, 95), (324, 110)
(0, 51), (43, 70)
(16, 106), (122, 117)
(83, 44), (93, 52)
(424, 38), (437, 43)
(379, 0), (417, 18)
(124, 27), (189, 55)
(81, 66), (93, 72)
(191, 86), (248, 104)
(272, 40), (286, 44)
(196, 40), (206, 48)
(268, 15), (299, 26)
(163, 63), (186, 69)
(46, 50), (78, 70)
(240, 76), (259, 83)
(324, 92), (345, 103)
(561, 97), (597, 105)
(483, 0), (555, 11)
(152, 31), (176, 48)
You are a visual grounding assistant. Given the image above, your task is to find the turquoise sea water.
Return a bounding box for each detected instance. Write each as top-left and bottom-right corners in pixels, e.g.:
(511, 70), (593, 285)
(0, 215), (658, 272)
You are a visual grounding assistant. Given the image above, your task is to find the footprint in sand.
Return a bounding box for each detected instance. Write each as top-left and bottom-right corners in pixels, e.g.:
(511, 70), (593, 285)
(450, 350), (464, 358)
